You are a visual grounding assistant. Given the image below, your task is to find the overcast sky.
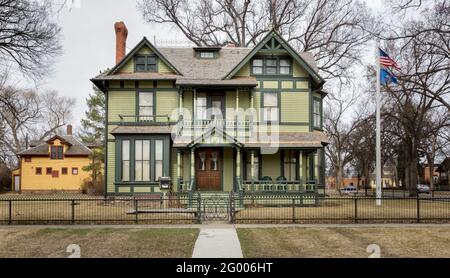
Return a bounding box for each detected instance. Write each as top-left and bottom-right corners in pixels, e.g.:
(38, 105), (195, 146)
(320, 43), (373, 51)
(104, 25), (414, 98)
(33, 0), (384, 132)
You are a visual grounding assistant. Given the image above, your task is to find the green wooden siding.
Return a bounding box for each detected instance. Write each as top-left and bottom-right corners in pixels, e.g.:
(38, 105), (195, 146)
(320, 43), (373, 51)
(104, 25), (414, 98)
(223, 148), (234, 191)
(108, 91), (135, 121)
(280, 92), (309, 122)
(156, 90), (178, 120)
(107, 141), (116, 193)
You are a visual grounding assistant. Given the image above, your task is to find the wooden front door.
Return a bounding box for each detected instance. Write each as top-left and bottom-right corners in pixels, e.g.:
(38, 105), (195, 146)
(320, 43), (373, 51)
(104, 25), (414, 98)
(195, 149), (222, 191)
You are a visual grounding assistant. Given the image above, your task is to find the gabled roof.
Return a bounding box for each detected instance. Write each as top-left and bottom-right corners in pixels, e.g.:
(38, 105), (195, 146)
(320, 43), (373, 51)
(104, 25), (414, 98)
(91, 30), (324, 89)
(105, 37), (182, 76)
(46, 135), (72, 146)
(223, 30), (324, 86)
(18, 135), (92, 157)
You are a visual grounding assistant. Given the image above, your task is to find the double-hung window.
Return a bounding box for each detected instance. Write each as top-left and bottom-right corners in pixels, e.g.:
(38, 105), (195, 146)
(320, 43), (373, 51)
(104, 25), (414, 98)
(139, 92), (154, 121)
(155, 140), (164, 181)
(135, 140), (150, 181)
(121, 140), (130, 181)
(245, 152), (259, 180)
(279, 59), (291, 74)
(50, 146), (63, 159)
(251, 57), (292, 75)
(196, 93), (208, 121)
(283, 150), (297, 181)
(252, 59), (264, 74)
(313, 98), (322, 128)
(262, 92), (279, 123)
(135, 55), (157, 72)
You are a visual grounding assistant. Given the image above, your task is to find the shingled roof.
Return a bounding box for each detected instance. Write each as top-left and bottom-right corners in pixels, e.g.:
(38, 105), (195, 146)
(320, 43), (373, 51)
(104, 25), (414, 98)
(18, 135), (92, 157)
(92, 31), (321, 86)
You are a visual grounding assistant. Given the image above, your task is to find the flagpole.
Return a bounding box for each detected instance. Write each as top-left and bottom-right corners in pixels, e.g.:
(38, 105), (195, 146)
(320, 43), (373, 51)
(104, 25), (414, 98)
(375, 40), (382, 206)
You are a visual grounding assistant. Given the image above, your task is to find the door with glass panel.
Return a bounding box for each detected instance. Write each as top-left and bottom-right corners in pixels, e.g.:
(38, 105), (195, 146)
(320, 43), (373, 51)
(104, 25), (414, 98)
(195, 148), (222, 191)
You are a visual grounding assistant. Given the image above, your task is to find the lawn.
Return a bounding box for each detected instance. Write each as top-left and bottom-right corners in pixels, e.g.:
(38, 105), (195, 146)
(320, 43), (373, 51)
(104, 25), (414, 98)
(237, 227), (450, 258)
(0, 227), (199, 258)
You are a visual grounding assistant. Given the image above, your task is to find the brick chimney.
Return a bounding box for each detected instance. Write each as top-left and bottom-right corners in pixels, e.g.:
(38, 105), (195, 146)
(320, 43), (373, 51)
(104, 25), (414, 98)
(114, 21), (128, 64)
(66, 124), (73, 136)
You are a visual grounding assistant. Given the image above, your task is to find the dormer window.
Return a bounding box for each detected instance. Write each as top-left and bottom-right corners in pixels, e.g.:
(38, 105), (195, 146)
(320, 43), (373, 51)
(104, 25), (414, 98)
(200, 51), (215, 59)
(194, 47), (221, 59)
(135, 55), (157, 72)
(50, 146), (63, 159)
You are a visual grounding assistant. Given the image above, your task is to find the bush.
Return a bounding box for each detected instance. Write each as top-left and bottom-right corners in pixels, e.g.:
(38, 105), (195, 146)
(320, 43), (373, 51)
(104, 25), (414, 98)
(81, 175), (104, 195)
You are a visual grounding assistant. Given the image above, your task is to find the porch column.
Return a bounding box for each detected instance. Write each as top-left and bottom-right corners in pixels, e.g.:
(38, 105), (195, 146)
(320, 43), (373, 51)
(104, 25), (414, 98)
(193, 88), (197, 126)
(251, 150), (255, 180)
(235, 88), (239, 137)
(314, 150), (319, 181)
(236, 148), (241, 186)
(178, 88), (183, 119)
(299, 151), (303, 184)
(177, 150), (182, 181)
(190, 148), (195, 184)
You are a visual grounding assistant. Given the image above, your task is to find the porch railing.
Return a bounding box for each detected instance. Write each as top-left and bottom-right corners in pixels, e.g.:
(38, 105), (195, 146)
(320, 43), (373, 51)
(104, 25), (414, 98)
(118, 114), (171, 125)
(178, 119), (251, 129)
(242, 180), (319, 193)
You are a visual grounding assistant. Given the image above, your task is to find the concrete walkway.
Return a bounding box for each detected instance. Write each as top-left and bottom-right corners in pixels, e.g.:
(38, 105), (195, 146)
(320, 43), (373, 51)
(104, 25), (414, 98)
(192, 227), (243, 258)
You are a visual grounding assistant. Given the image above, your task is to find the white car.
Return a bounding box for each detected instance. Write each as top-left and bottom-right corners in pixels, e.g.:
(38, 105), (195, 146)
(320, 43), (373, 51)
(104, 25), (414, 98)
(417, 184), (431, 194)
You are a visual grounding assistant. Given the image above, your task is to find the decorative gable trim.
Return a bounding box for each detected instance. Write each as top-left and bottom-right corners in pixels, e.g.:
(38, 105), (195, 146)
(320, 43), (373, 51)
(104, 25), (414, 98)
(108, 37), (182, 76)
(223, 30), (324, 86)
(46, 135), (72, 146)
(187, 126), (244, 148)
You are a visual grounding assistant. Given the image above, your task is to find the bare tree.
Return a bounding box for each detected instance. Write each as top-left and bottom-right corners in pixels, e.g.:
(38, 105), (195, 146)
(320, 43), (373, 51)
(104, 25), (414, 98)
(324, 89), (361, 189)
(137, 0), (375, 83)
(0, 0), (61, 78)
(0, 85), (75, 168)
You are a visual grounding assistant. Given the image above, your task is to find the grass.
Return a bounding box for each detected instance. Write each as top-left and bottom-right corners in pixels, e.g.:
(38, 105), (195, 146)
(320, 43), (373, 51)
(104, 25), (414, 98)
(0, 228), (199, 258)
(237, 227), (450, 258)
(236, 198), (450, 223)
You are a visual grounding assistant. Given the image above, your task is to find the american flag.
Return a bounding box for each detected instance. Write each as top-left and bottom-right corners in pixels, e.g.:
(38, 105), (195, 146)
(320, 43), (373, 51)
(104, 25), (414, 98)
(379, 48), (401, 71)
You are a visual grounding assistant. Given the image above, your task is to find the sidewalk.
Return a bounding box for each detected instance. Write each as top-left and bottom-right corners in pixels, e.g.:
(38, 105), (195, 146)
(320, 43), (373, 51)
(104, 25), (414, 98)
(192, 227), (243, 258)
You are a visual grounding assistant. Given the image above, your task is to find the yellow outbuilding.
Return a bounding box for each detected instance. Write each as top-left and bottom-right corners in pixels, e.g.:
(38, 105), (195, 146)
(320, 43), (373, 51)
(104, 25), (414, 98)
(12, 126), (94, 192)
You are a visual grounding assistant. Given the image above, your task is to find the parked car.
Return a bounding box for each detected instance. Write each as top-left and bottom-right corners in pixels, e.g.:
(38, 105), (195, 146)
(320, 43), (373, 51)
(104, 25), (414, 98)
(341, 185), (357, 195)
(417, 184), (431, 194)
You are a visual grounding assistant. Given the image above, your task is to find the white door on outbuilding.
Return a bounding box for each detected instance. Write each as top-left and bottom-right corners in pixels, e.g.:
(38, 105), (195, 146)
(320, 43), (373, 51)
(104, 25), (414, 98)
(14, 175), (20, 192)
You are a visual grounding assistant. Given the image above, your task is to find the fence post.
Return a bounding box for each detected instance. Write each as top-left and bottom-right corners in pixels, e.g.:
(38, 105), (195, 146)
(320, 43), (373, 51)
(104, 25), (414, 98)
(196, 192), (202, 224)
(71, 200), (75, 225)
(229, 191), (235, 224)
(354, 198), (358, 223)
(134, 199), (138, 224)
(292, 198), (296, 223)
(417, 195), (420, 223)
(8, 200), (12, 225)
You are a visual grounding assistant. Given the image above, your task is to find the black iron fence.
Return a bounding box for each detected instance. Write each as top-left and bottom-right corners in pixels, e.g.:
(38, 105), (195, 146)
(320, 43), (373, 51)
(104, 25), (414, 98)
(1, 195), (450, 225)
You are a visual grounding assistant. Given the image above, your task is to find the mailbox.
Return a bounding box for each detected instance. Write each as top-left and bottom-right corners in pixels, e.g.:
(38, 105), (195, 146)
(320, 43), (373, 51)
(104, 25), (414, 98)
(159, 177), (171, 189)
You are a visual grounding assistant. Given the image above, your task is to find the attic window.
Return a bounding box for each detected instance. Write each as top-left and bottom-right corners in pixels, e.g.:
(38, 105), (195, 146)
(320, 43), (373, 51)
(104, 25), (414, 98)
(194, 47), (221, 59)
(200, 51), (215, 59)
(135, 55), (157, 72)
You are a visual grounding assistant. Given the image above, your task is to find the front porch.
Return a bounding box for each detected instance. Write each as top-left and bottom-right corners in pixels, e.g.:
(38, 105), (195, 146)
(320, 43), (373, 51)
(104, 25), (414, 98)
(174, 146), (325, 196)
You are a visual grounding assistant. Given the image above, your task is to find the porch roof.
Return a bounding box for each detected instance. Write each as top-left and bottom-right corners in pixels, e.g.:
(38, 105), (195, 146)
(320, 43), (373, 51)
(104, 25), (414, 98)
(173, 131), (329, 148)
(244, 132), (329, 148)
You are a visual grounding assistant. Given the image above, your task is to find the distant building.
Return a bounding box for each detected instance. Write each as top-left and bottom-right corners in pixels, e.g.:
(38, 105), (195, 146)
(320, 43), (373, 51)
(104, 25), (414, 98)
(11, 125), (97, 193)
